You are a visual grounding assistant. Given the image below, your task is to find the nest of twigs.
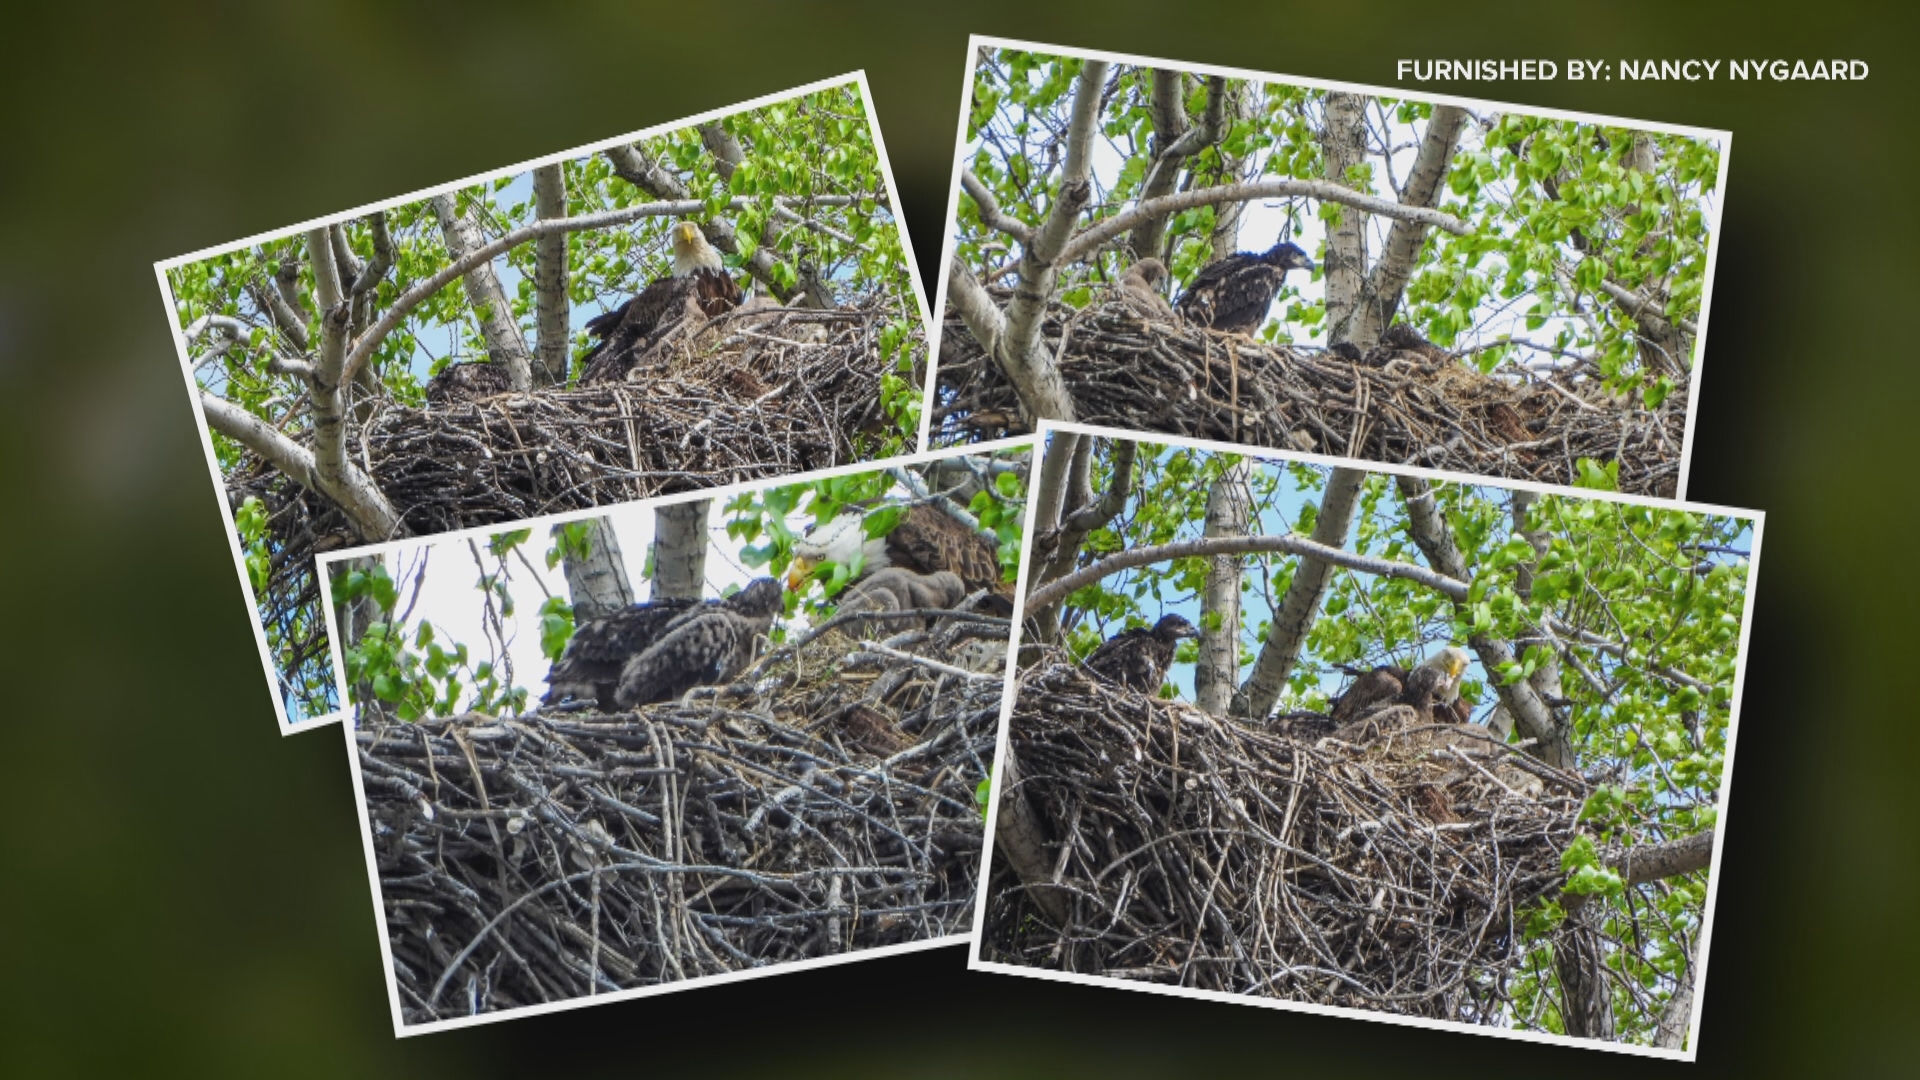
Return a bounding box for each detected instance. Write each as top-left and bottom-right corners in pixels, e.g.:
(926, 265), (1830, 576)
(936, 299), (1685, 497)
(354, 612), (1004, 1025)
(233, 299), (920, 717)
(980, 659), (1590, 1023)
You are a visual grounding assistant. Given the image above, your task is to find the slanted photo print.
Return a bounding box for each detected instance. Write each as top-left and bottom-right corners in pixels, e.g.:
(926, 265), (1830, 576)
(322, 444), (1029, 1033)
(932, 39), (1727, 499)
(974, 425), (1759, 1059)
(158, 74), (931, 731)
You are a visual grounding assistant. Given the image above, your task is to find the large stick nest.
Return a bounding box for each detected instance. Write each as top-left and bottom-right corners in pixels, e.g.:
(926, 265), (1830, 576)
(354, 616), (1002, 1025)
(981, 659), (1591, 1023)
(936, 298), (1685, 498)
(234, 298), (919, 716)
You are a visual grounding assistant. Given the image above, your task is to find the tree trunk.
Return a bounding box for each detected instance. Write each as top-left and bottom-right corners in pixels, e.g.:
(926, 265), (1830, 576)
(531, 163), (571, 388)
(1195, 459), (1250, 714)
(1319, 92), (1370, 345)
(430, 194), (533, 391)
(1229, 467), (1364, 720)
(649, 501), (710, 601)
(561, 519), (633, 620)
(1206, 81), (1264, 262)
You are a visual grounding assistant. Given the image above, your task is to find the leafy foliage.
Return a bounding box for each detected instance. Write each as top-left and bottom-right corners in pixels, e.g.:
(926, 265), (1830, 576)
(1044, 437), (1751, 1043)
(959, 49), (1719, 389)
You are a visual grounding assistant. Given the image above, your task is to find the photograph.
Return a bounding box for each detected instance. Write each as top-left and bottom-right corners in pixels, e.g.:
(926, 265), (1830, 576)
(321, 444), (1030, 1032)
(158, 74), (932, 731)
(932, 40), (1726, 501)
(974, 423), (1759, 1058)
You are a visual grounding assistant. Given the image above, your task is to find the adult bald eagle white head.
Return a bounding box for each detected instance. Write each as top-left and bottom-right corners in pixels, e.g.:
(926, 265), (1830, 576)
(1414, 646), (1473, 705)
(671, 221), (725, 278)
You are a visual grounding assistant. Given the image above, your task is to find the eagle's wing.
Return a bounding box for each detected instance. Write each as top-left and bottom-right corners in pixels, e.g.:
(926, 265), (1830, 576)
(614, 610), (763, 708)
(542, 598), (700, 706)
(1330, 665), (1408, 724)
(1084, 628), (1174, 694)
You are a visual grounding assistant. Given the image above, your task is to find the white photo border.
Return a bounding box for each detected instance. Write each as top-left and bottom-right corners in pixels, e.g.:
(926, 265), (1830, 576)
(157, 71), (937, 736)
(921, 36), (1733, 505)
(962, 417), (1764, 1063)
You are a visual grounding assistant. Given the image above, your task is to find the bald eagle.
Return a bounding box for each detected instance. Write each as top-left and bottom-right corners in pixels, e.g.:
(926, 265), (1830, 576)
(1329, 646), (1474, 726)
(1175, 240), (1316, 334)
(670, 220), (725, 278)
(576, 267), (743, 386)
(613, 577), (784, 708)
(1083, 614), (1199, 694)
(787, 503), (1013, 615)
(1117, 258), (1176, 321)
(543, 577), (779, 709)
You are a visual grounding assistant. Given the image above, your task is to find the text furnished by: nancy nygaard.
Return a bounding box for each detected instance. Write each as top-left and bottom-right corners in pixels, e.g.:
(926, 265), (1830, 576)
(1396, 59), (1867, 82)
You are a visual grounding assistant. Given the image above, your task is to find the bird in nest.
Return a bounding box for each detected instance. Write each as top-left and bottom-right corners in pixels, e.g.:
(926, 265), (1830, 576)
(1175, 239), (1316, 335)
(543, 577), (782, 710)
(787, 502), (1014, 617)
(1081, 614), (1200, 695)
(1328, 645), (1474, 726)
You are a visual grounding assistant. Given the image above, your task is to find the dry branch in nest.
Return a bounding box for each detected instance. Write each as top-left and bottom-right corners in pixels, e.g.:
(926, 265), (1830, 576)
(981, 659), (1592, 1023)
(936, 297), (1685, 497)
(233, 297), (920, 716)
(355, 614), (1002, 1025)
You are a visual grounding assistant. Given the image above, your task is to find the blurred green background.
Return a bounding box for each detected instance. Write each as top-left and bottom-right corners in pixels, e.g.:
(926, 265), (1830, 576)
(0, 2), (1903, 1075)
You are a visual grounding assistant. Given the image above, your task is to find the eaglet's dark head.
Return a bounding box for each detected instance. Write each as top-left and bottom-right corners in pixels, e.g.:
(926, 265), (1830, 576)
(1151, 614), (1201, 642)
(1258, 241), (1316, 273)
(728, 577), (784, 617)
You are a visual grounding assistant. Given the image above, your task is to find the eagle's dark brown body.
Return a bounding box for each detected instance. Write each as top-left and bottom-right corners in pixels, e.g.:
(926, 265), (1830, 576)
(1329, 659), (1473, 726)
(425, 360), (513, 404)
(577, 268), (743, 385)
(543, 577), (780, 709)
(614, 577), (782, 708)
(1083, 614), (1199, 694)
(1174, 240), (1315, 334)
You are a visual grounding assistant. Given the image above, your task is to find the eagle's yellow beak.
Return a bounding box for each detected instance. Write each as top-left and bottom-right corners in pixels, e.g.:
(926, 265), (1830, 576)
(675, 222), (701, 246)
(786, 555), (819, 590)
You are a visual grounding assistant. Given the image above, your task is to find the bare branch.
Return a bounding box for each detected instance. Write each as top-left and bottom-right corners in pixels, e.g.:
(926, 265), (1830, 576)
(1354, 105), (1468, 344)
(1396, 475), (1571, 767)
(1056, 177), (1471, 272)
(997, 60), (1108, 419)
(1230, 467), (1365, 720)
(430, 194), (533, 391)
(1025, 531), (1466, 615)
(200, 391), (397, 539)
(1127, 72), (1225, 261)
(961, 169), (1031, 245)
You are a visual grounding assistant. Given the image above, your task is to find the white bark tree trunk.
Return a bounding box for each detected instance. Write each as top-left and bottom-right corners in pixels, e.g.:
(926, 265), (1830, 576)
(531, 164), (571, 388)
(649, 501), (710, 602)
(1229, 467), (1364, 720)
(561, 518), (633, 621)
(1194, 459), (1250, 714)
(430, 194), (533, 391)
(1320, 92), (1370, 345)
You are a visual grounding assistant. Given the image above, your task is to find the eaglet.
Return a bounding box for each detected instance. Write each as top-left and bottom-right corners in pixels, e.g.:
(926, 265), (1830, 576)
(613, 577), (784, 709)
(1083, 614), (1200, 694)
(1175, 239), (1316, 334)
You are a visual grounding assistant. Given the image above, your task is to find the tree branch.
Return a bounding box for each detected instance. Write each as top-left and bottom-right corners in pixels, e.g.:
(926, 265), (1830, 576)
(1055, 177), (1471, 271)
(1396, 475), (1571, 767)
(1025, 531), (1466, 615)
(1126, 72), (1224, 261)
(996, 60), (1107, 422)
(1355, 105), (1467, 344)
(430, 194), (533, 391)
(961, 169), (1031, 245)
(1230, 467), (1365, 720)
(201, 391), (397, 539)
